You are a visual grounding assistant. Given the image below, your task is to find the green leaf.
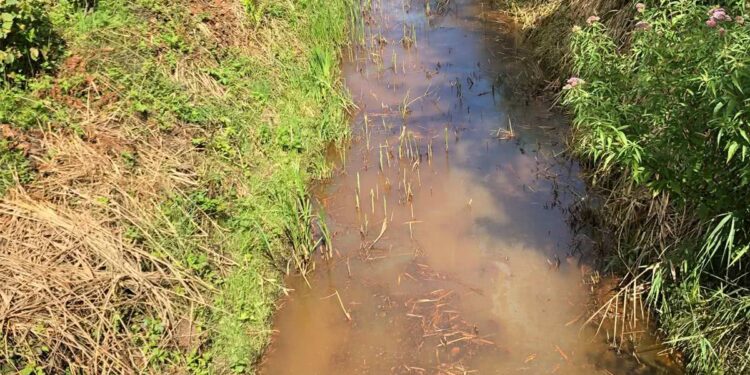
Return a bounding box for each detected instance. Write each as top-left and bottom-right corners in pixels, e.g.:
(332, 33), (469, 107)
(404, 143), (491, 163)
(727, 142), (739, 162)
(713, 101), (724, 115)
(29, 47), (39, 61)
(729, 245), (748, 268)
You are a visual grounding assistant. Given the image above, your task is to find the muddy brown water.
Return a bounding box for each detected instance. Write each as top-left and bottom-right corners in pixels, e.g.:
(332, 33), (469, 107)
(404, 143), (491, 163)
(260, 1), (681, 374)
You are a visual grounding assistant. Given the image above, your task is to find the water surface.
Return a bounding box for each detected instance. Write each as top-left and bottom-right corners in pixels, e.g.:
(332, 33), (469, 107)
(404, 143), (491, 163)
(260, 1), (680, 373)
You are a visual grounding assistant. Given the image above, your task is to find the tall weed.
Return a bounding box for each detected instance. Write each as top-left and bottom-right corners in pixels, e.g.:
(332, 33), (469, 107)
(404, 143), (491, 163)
(565, 0), (750, 371)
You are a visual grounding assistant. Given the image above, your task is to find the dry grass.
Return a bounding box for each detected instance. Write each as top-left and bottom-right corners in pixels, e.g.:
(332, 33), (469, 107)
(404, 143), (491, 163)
(0, 192), (205, 373)
(570, 170), (704, 276)
(397, 261), (499, 374)
(0, 59), (214, 375)
(568, 168), (702, 366)
(188, 0), (251, 50)
(495, 0), (635, 84)
(0, 0), (354, 371)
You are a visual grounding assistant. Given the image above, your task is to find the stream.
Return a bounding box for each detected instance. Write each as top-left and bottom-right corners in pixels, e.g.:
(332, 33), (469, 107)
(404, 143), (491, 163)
(260, 1), (681, 373)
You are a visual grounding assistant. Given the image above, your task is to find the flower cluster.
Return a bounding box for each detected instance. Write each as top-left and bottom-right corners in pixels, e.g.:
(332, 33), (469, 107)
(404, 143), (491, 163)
(709, 8), (731, 21)
(635, 21), (651, 30)
(706, 7), (732, 28)
(563, 77), (585, 90)
(586, 15), (600, 25)
(632, 4), (651, 31)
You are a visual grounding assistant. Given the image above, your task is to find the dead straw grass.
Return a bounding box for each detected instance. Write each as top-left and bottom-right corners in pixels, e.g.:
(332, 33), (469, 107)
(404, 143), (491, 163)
(0, 192), (204, 373)
(0, 78), (213, 373)
(497, 0), (635, 84)
(0, 0), (343, 371)
(569, 169), (701, 365)
(397, 261), (499, 374)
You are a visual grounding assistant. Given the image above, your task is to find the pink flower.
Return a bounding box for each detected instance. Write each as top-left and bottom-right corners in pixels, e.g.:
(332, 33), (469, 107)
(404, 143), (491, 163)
(635, 21), (651, 30)
(706, 18), (717, 28)
(587, 16), (601, 25)
(709, 8), (730, 21)
(635, 3), (646, 13)
(718, 27), (726, 36)
(563, 77), (585, 90)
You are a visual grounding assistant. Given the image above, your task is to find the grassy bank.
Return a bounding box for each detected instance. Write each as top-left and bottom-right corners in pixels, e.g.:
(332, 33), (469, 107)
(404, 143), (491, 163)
(492, 0), (634, 86)
(0, 0), (352, 373)
(497, 0), (750, 372)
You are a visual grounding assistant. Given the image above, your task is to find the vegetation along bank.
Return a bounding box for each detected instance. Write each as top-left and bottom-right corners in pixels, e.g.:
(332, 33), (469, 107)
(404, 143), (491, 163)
(3, 0), (749, 373)
(0, 0), (352, 373)
(495, 0), (750, 373)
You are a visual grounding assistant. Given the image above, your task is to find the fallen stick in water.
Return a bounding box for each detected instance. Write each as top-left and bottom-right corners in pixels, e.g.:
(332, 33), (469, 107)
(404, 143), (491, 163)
(365, 216), (388, 251)
(322, 290), (352, 321)
(335, 290), (352, 321)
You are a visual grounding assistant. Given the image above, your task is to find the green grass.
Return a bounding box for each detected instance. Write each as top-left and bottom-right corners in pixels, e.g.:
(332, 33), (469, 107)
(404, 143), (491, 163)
(0, 140), (32, 195)
(562, 0), (750, 372)
(492, 0), (634, 84)
(0, 0), (353, 373)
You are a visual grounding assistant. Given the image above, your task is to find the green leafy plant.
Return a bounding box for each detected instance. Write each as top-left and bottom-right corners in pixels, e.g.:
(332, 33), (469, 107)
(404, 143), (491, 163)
(565, 0), (750, 372)
(0, 0), (60, 81)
